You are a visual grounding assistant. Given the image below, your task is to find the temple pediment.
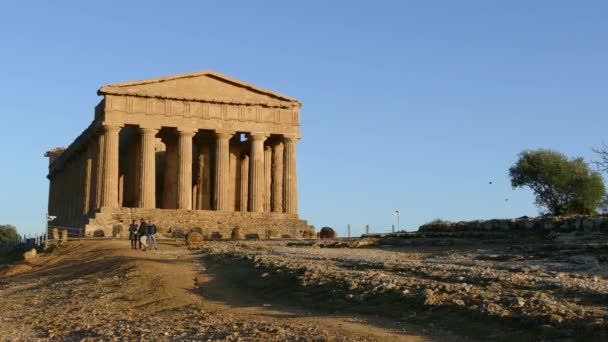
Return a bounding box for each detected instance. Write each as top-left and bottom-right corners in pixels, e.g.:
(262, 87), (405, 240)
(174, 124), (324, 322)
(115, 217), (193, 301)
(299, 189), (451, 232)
(98, 70), (301, 108)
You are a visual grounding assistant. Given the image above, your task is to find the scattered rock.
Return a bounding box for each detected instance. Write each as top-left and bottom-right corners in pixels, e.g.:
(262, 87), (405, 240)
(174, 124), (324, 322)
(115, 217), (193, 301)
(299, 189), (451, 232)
(420, 289), (437, 305)
(23, 248), (37, 261)
(514, 297), (526, 307)
(568, 255), (599, 268)
(549, 314), (564, 326)
(186, 232), (203, 246)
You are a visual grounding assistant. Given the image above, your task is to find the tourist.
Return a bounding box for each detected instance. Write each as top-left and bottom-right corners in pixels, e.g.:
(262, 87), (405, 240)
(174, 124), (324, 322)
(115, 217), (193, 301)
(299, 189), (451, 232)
(128, 220), (139, 250)
(138, 219), (148, 251)
(147, 220), (158, 250)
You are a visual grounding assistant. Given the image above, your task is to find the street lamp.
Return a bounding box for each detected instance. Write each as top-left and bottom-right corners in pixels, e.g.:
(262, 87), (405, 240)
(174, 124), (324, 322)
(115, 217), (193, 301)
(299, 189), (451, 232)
(393, 210), (400, 232)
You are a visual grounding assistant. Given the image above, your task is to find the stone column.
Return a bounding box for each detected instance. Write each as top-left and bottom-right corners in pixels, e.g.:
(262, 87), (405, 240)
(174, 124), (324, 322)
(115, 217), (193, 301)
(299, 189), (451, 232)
(89, 138), (99, 211)
(67, 160), (75, 220)
(229, 141), (240, 210)
(73, 157), (80, 220)
(240, 154), (249, 212)
(67, 164), (73, 219)
(101, 125), (121, 208)
(96, 133), (105, 209)
(249, 133), (267, 212)
(272, 142), (284, 213)
(161, 135), (178, 209)
(48, 174), (56, 216)
(196, 139), (212, 210)
(83, 145), (93, 215)
(59, 169), (66, 220)
(56, 171), (63, 220)
(177, 129), (196, 210)
(283, 135), (299, 214)
(214, 131), (233, 211)
(139, 128), (158, 208)
(264, 145), (272, 212)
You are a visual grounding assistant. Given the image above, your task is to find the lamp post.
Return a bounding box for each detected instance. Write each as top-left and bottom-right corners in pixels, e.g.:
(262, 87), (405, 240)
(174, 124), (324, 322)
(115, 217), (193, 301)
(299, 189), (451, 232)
(393, 210), (400, 232)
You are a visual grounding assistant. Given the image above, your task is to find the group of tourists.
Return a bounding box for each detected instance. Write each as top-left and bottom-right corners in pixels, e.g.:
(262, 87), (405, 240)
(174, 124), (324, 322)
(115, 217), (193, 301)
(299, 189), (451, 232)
(128, 219), (158, 251)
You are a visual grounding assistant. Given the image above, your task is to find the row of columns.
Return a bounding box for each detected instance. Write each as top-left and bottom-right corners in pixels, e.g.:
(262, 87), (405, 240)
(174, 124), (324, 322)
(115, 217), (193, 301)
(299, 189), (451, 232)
(48, 139), (98, 225)
(97, 125), (298, 214)
(49, 123), (299, 226)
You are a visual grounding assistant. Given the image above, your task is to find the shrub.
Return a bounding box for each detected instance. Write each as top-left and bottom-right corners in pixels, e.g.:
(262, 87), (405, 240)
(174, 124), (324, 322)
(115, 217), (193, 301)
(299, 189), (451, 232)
(426, 218), (452, 225)
(0, 224), (19, 243)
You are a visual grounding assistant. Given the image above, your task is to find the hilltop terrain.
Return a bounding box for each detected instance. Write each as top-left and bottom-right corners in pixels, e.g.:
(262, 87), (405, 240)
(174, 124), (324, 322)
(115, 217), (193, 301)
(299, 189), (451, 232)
(0, 236), (606, 341)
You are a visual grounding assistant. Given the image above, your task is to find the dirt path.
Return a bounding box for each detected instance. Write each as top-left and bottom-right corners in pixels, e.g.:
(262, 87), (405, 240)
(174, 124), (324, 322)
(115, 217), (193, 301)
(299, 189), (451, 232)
(0, 241), (457, 341)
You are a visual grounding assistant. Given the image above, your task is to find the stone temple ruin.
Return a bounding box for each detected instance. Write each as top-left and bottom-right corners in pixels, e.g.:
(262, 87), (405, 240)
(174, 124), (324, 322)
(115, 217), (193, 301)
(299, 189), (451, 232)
(45, 70), (315, 239)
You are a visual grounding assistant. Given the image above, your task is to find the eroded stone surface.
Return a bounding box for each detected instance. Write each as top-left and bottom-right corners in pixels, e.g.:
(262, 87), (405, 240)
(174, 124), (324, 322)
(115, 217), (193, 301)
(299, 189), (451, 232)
(198, 238), (608, 338)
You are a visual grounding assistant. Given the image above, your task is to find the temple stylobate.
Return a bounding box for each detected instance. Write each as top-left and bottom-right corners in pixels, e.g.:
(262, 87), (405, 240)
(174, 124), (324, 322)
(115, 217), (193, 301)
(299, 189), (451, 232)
(45, 70), (314, 239)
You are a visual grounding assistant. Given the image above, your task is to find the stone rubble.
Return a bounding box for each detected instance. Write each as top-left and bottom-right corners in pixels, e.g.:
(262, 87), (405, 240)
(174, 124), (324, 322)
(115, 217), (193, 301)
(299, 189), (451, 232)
(199, 238), (608, 338)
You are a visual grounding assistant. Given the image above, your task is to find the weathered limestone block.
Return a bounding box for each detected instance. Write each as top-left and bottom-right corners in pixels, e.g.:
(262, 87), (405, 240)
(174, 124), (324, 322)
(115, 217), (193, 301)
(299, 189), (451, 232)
(417, 214), (608, 237)
(302, 231), (315, 238)
(83, 207), (315, 240)
(231, 227), (242, 240)
(266, 229), (279, 239)
(186, 232), (203, 246)
(23, 248), (37, 261)
(112, 224), (124, 238)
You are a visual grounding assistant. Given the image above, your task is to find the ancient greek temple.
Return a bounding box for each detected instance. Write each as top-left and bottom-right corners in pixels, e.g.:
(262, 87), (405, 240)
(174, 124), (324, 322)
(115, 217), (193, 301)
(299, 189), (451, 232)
(45, 70), (314, 239)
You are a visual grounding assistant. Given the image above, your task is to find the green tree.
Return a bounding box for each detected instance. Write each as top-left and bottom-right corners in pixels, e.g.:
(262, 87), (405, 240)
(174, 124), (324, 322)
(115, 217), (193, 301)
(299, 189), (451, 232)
(0, 224), (20, 243)
(509, 149), (606, 215)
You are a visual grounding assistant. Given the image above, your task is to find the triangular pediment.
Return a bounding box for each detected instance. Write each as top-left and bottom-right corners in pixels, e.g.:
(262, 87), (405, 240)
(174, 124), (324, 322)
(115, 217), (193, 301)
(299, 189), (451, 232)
(98, 70), (300, 107)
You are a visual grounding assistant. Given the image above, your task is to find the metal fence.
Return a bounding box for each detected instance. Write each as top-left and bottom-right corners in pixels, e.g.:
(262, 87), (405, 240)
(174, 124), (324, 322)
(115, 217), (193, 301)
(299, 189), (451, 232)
(45, 226), (181, 242)
(0, 234), (46, 254)
(46, 225), (84, 242)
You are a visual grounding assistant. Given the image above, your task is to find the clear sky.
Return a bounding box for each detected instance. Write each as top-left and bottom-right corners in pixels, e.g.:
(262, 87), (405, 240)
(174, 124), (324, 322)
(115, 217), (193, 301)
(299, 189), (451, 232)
(1, 1), (606, 237)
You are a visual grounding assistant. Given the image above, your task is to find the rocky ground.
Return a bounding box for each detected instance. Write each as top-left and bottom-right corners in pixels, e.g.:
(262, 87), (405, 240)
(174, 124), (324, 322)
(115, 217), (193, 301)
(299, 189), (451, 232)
(0, 235), (606, 341)
(198, 235), (608, 341)
(0, 240), (445, 341)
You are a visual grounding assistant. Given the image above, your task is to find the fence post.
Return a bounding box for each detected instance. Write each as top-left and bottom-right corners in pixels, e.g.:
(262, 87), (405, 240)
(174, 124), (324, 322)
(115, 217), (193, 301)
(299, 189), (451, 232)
(44, 213), (49, 248)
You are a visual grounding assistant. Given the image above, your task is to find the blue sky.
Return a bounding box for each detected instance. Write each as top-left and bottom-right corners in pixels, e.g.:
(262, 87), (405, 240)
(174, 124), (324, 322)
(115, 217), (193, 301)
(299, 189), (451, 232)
(1, 1), (606, 237)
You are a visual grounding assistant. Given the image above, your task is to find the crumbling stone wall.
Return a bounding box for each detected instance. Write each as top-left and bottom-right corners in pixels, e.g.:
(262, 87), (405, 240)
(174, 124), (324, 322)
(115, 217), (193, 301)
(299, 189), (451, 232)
(418, 215), (608, 234)
(84, 207), (315, 239)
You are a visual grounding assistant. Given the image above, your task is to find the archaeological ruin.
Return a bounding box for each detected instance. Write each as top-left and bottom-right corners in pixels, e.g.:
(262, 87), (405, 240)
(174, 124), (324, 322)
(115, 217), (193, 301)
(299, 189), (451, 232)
(45, 70), (314, 239)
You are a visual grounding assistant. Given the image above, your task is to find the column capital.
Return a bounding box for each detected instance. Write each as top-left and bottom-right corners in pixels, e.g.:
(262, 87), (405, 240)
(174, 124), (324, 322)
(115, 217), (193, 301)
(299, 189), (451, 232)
(215, 130), (235, 140)
(249, 132), (269, 141)
(101, 125), (122, 134)
(282, 135), (300, 143)
(139, 127), (159, 135)
(177, 128), (197, 137)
